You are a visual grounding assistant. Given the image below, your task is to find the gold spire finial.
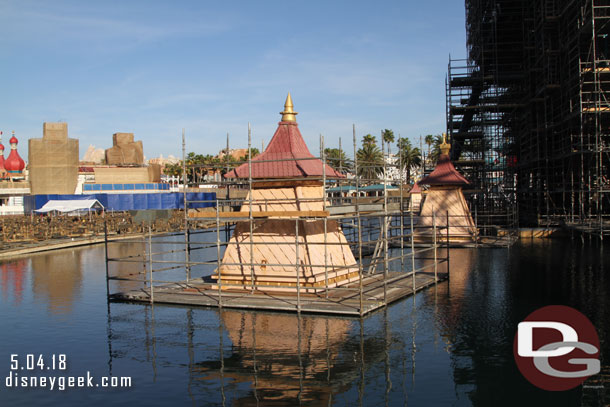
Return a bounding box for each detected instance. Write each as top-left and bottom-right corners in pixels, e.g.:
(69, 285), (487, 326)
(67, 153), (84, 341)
(440, 132), (451, 155)
(280, 92), (298, 122)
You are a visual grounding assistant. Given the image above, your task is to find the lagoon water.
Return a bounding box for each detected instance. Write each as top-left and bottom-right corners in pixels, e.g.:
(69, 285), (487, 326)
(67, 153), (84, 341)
(0, 237), (608, 406)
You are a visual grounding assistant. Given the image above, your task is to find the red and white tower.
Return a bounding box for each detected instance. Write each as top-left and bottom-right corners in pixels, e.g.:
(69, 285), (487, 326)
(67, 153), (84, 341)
(4, 131), (25, 175)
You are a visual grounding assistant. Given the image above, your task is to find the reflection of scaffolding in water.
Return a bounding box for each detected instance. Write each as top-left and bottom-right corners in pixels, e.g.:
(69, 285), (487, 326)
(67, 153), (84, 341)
(105, 300), (428, 405)
(106, 126), (450, 317)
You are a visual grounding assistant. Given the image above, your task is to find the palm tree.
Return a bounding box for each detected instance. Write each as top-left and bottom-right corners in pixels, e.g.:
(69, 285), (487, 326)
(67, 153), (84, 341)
(397, 137), (422, 183)
(424, 134), (434, 166)
(381, 129), (395, 155)
(163, 162), (182, 178)
(324, 148), (353, 174)
(362, 134), (376, 147)
(428, 135), (444, 165)
(356, 142), (384, 181)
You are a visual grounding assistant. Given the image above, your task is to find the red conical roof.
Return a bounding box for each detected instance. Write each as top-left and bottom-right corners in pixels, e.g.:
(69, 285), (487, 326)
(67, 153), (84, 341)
(410, 182), (421, 193)
(225, 95), (344, 179)
(419, 154), (469, 186)
(5, 135), (25, 173)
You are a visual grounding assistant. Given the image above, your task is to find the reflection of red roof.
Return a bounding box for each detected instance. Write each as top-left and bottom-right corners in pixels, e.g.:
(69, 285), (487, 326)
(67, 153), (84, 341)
(410, 182), (421, 193)
(79, 166), (95, 173)
(225, 121), (344, 179)
(419, 154), (469, 186)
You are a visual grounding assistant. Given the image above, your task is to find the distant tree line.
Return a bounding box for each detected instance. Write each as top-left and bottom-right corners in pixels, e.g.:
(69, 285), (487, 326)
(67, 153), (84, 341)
(164, 149), (259, 182)
(165, 131), (447, 185)
(323, 130), (446, 184)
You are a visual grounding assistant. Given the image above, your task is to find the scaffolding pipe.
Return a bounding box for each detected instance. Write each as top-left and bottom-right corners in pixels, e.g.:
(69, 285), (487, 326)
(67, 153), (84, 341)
(382, 132), (388, 305)
(104, 219), (110, 298)
(433, 211), (438, 282)
(216, 198), (222, 307)
(410, 200), (416, 291)
(295, 218), (301, 314)
(446, 211), (450, 280)
(148, 224), (154, 304)
(354, 124), (364, 316)
(182, 128), (190, 283)
(248, 123), (255, 292)
(322, 134), (329, 298)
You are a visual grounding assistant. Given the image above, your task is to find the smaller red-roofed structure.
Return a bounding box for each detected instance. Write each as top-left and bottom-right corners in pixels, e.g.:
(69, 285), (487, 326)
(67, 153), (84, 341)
(4, 132), (25, 176)
(416, 135), (476, 241)
(419, 154), (469, 186)
(409, 182), (422, 212)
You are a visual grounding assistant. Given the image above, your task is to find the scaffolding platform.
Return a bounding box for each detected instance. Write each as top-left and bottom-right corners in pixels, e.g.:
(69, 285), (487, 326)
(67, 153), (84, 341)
(110, 270), (448, 316)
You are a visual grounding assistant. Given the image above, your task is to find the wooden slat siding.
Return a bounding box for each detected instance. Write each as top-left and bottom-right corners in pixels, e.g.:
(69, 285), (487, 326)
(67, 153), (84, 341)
(189, 210), (329, 219)
(267, 231), (295, 272)
(256, 228), (281, 272)
(228, 220), (298, 274)
(298, 186), (323, 211)
(418, 188), (476, 238)
(255, 187), (296, 212)
(303, 221), (325, 274)
(221, 220), (356, 280)
(277, 188), (296, 212)
(216, 185), (358, 287)
(249, 189), (262, 212)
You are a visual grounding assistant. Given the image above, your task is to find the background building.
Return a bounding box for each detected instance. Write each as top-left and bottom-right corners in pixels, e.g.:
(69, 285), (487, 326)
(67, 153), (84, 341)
(28, 122), (79, 195)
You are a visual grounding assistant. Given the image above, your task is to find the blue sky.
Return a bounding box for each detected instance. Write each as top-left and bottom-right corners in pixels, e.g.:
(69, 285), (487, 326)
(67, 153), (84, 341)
(1, 1), (466, 160)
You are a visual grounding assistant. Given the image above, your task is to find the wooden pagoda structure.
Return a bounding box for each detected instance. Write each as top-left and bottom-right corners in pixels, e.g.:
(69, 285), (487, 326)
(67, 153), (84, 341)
(213, 94), (359, 292)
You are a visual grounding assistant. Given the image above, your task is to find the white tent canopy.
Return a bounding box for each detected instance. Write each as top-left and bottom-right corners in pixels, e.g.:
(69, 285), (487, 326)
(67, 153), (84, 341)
(35, 199), (104, 214)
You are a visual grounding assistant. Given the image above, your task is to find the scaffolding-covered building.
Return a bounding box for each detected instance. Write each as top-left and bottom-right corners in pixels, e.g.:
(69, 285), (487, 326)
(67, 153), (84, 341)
(447, 0), (610, 236)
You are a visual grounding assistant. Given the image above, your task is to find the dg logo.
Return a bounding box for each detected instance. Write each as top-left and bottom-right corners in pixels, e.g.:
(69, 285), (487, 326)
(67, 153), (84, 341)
(513, 305), (601, 391)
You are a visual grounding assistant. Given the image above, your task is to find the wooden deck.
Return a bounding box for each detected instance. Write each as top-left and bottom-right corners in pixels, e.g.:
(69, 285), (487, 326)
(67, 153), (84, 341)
(111, 271), (448, 316)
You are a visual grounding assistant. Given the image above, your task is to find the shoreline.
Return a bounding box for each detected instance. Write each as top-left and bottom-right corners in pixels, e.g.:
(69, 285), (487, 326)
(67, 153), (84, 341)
(0, 231), (184, 260)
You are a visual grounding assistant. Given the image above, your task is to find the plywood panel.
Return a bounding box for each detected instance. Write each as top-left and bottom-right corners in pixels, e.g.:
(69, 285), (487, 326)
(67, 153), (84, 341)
(216, 185), (358, 291)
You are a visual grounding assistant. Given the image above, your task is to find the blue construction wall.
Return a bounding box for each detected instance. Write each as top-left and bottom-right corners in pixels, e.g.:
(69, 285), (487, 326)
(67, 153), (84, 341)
(24, 192), (216, 213)
(83, 183), (170, 192)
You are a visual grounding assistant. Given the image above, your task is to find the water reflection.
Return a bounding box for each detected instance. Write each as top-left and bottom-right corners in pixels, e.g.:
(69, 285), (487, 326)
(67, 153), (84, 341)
(0, 260), (27, 305)
(105, 301), (421, 406)
(196, 311), (352, 405)
(102, 243), (604, 406)
(107, 242), (148, 293)
(0, 240), (607, 406)
(31, 251), (83, 314)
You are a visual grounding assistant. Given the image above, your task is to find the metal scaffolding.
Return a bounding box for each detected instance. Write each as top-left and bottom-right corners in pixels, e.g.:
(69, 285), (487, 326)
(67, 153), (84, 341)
(105, 130), (451, 316)
(447, 0), (610, 238)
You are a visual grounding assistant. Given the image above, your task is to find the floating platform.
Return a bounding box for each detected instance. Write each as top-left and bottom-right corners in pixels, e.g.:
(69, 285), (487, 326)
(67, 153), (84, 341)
(111, 271), (448, 316)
